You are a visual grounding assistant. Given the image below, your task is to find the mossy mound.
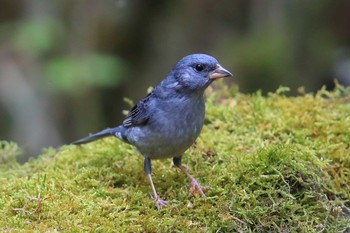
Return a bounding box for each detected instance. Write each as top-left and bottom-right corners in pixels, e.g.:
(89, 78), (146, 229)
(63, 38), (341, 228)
(1, 85), (349, 232)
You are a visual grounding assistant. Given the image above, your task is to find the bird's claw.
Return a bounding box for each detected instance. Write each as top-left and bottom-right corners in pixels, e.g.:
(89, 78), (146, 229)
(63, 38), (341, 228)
(155, 198), (168, 210)
(189, 178), (209, 200)
(151, 194), (168, 210)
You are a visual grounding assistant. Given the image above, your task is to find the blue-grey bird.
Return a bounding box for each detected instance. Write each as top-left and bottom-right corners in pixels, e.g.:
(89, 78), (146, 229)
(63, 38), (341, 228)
(73, 54), (233, 209)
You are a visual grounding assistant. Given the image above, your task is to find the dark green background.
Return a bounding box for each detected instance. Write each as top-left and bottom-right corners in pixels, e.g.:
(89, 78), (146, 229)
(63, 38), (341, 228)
(0, 0), (349, 159)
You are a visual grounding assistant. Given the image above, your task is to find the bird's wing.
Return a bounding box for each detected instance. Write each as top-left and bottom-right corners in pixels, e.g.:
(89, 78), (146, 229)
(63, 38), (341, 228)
(123, 92), (152, 127)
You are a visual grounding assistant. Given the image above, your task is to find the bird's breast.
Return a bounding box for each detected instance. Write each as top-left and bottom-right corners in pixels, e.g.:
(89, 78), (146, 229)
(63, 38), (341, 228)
(126, 96), (205, 159)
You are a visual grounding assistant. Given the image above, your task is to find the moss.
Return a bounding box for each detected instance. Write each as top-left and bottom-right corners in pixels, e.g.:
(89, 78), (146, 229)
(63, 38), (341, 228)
(0, 141), (22, 164)
(1, 85), (350, 232)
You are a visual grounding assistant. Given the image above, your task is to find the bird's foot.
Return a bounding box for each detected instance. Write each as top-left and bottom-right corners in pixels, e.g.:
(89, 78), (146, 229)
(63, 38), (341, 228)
(155, 198), (168, 210)
(151, 194), (168, 210)
(189, 178), (209, 200)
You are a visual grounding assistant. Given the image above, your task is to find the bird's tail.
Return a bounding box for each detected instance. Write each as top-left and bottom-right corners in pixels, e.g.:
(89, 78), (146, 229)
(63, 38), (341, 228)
(72, 126), (127, 145)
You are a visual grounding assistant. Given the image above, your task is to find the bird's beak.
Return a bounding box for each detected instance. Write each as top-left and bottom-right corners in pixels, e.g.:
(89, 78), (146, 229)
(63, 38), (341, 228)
(209, 64), (233, 80)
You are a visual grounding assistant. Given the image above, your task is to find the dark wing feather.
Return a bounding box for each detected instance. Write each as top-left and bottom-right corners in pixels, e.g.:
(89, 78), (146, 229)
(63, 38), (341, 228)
(123, 92), (152, 127)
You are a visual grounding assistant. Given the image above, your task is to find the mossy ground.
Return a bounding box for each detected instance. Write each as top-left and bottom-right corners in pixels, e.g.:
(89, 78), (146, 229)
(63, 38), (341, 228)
(1, 85), (350, 232)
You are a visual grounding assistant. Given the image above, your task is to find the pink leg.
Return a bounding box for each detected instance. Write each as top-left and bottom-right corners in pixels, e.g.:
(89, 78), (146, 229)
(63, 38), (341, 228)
(147, 174), (168, 210)
(178, 165), (208, 199)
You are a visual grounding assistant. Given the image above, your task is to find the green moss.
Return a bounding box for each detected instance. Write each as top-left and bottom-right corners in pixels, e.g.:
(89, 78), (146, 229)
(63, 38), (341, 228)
(0, 141), (22, 164)
(1, 85), (350, 232)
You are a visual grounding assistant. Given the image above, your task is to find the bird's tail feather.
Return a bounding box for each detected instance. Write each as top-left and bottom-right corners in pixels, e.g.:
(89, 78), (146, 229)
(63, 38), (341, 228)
(72, 127), (121, 145)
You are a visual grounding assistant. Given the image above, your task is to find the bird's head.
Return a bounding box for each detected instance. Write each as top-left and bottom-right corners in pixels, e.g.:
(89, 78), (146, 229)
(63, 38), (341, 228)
(163, 54), (233, 94)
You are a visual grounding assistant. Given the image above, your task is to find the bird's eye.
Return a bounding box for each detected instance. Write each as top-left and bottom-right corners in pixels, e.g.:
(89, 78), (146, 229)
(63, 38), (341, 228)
(194, 64), (204, 72)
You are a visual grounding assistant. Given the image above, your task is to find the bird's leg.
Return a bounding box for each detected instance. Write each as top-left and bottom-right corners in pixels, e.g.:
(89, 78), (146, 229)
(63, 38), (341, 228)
(144, 157), (168, 210)
(173, 156), (207, 200)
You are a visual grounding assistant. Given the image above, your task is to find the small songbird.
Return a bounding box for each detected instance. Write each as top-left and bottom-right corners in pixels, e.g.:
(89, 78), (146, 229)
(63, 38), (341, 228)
(73, 54), (233, 209)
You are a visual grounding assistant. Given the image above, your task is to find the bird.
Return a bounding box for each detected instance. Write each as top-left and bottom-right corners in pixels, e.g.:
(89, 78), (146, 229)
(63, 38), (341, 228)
(73, 54), (233, 209)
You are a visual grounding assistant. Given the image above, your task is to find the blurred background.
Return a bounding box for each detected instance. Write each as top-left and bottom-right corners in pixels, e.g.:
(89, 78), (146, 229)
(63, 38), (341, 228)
(0, 0), (350, 160)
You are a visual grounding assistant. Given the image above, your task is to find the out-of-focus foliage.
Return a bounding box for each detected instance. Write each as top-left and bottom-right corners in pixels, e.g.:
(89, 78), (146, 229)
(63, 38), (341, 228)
(226, 29), (295, 92)
(0, 140), (21, 164)
(11, 19), (64, 55)
(45, 54), (123, 92)
(0, 0), (350, 157)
